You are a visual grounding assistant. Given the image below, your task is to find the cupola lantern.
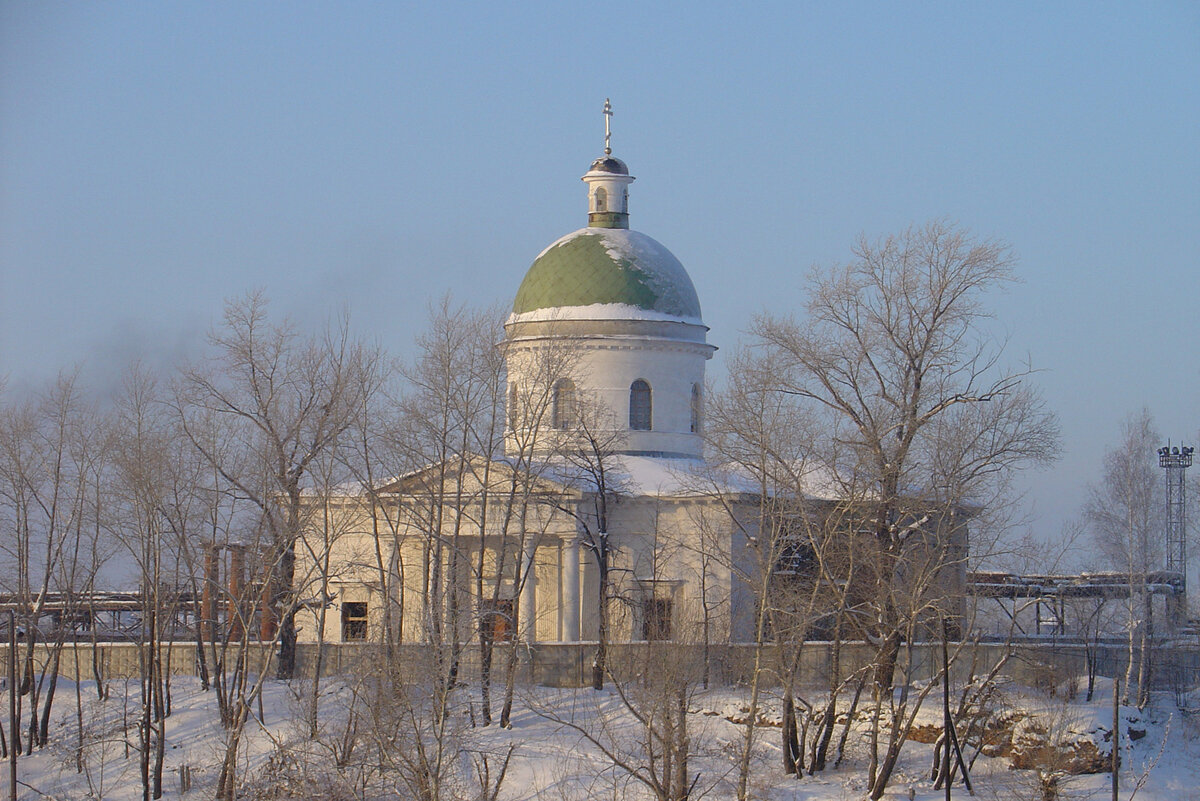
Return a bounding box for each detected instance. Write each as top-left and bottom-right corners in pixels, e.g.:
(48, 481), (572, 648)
(583, 99), (634, 229)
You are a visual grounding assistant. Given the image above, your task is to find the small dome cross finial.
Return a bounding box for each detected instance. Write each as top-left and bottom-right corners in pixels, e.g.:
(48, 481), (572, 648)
(603, 98), (613, 155)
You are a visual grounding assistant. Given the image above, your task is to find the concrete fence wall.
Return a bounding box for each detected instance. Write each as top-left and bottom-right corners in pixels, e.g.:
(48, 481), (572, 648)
(2, 639), (1197, 692)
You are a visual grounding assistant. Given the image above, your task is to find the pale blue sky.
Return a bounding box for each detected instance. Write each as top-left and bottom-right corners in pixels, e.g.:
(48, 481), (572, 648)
(2, 2), (1198, 563)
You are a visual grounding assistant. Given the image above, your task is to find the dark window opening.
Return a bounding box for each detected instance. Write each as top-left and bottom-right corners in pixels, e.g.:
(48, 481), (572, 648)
(629, 379), (652, 431)
(642, 598), (672, 641)
(775, 539), (816, 575)
(553, 379), (577, 430)
(341, 601), (368, 641)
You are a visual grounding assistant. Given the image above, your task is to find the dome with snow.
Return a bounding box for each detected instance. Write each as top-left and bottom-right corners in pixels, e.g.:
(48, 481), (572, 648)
(504, 142), (715, 461)
(511, 227), (703, 322)
(588, 155), (629, 175)
(510, 147), (703, 324)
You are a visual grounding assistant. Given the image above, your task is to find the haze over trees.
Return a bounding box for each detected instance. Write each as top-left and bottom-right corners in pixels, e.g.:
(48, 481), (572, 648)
(176, 292), (376, 682)
(10, 222), (1198, 801)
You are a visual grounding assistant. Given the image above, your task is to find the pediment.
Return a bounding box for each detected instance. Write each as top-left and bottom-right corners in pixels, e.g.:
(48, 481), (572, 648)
(375, 453), (577, 500)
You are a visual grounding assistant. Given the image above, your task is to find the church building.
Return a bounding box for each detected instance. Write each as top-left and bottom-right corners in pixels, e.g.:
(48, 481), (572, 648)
(294, 109), (969, 653)
(296, 110), (762, 648)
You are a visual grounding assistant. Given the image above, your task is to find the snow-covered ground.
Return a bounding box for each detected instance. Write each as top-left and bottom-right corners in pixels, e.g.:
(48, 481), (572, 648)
(11, 673), (1200, 800)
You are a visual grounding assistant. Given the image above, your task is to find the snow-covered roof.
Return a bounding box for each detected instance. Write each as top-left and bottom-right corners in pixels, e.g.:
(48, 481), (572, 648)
(596, 455), (744, 497)
(512, 227), (703, 321)
(354, 450), (860, 503)
(506, 302), (704, 327)
(535, 455), (845, 501)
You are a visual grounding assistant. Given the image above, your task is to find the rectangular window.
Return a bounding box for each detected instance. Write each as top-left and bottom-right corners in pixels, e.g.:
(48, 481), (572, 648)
(774, 538), (815, 575)
(642, 598), (672, 641)
(341, 601), (368, 641)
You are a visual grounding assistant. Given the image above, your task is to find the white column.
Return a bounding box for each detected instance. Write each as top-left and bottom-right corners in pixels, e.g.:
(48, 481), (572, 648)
(562, 536), (581, 641)
(520, 537), (537, 644)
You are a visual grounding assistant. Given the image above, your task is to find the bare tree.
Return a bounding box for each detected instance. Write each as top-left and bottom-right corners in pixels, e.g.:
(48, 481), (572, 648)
(0, 372), (109, 761)
(705, 344), (885, 794)
(1084, 408), (1162, 707)
(398, 300), (508, 690)
(333, 345), (404, 661)
(534, 644), (711, 801)
(551, 395), (627, 691)
(295, 448), (363, 739)
(252, 649), (513, 801)
(704, 344), (823, 797)
(107, 366), (175, 800)
(749, 221), (1059, 799)
(482, 315), (581, 719)
(177, 291), (370, 680)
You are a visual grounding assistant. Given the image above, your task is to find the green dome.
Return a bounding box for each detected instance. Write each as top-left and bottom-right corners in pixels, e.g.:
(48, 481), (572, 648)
(512, 228), (703, 321)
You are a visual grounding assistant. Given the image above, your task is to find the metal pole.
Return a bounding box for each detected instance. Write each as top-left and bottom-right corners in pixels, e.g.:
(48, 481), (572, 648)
(943, 619), (952, 801)
(1112, 676), (1119, 801)
(9, 610), (16, 801)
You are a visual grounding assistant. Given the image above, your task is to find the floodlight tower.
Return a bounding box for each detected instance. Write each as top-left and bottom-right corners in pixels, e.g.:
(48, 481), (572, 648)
(1158, 444), (1193, 627)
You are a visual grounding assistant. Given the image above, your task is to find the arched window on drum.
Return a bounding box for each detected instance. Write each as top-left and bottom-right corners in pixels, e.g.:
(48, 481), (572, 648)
(629, 379), (652, 431)
(690, 383), (702, 434)
(552, 379), (577, 430)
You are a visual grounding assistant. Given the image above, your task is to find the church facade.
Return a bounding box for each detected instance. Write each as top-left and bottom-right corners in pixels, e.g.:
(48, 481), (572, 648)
(295, 136), (762, 648)
(293, 128), (971, 651)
